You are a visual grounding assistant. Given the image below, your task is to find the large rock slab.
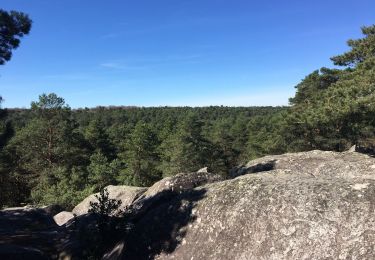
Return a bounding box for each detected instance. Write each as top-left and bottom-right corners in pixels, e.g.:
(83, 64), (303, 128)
(110, 150), (375, 260)
(0, 208), (61, 259)
(128, 171), (224, 219)
(72, 185), (147, 216)
(0, 208), (57, 234)
(141, 170), (224, 199)
(231, 150), (375, 179)
(53, 211), (75, 226)
(3, 151), (375, 260)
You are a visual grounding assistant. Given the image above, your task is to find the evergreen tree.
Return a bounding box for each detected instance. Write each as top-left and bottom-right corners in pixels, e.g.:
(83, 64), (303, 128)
(85, 119), (115, 159)
(7, 94), (86, 172)
(331, 25), (375, 67)
(118, 121), (161, 186)
(287, 24), (375, 151)
(0, 9), (32, 65)
(210, 118), (238, 173)
(6, 93), (88, 205)
(159, 113), (218, 176)
(87, 152), (120, 190)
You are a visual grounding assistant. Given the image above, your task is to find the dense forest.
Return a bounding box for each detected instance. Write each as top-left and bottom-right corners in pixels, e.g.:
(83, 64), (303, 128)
(1, 9), (374, 209)
(0, 104), (286, 208)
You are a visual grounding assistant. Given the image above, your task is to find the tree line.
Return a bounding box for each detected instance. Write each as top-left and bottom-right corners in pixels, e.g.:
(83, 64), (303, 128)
(0, 100), (286, 208)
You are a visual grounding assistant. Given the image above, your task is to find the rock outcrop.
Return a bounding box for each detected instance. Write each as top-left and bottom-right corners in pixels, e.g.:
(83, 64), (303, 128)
(136, 170), (223, 200)
(72, 185), (147, 216)
(0, 208), (61, 259)
(127, 171), (224, 222)
(53, 211), (75, 226)
(109, 150), (375, 260)
(1, 150), (375, 260)
(231, 149), (375, 180)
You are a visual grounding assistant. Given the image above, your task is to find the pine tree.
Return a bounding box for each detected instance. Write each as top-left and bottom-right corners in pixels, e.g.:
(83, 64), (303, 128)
(287, 24), (375, 151)
(6, 93), (89, 205)
(118, 121), (161, 186)
(159, 113), (217, 176)
(87, 152), (120, 190)
(85, 119), (115, 159)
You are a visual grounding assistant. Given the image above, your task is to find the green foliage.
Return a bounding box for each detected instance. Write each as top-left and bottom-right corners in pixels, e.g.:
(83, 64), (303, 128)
(1, 103), (288, 207)
(78, 188), (123, 259)
(159, 113), (224, 176)
(118, 121), (161, 186)
(7, 94), (85, 172)
(88, 188), (122, 216)
(289, 68), (346, 106)
(286, 24), (375, 151)
(210, 118), (239, 171)
(31, 166), (93, 209)
(87, 152), (120, 190)
(245, 111), (288, 159)
(4, 94), (90, 208)
(331, 25), (375, 67)
(85, 119), (115, 159)
(0, 9), (32, 65)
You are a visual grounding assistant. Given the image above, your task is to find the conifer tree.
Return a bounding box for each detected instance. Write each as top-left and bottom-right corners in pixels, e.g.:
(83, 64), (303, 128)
(118, 121), (161, 186)
(159, 113), (217, 176)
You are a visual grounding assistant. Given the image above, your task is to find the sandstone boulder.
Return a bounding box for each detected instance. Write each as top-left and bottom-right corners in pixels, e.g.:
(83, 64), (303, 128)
(128, 171), (224, 218)
(3, 150), (375, 260)
(139, 170), (223, 199)
(72, 185), (147, 216)
(108, 150), (375, 260)
(231, 149), (375, 179)
(0, 208), (57, 234)
(53, 211), (75, 226)
(0, 208), (61, 259)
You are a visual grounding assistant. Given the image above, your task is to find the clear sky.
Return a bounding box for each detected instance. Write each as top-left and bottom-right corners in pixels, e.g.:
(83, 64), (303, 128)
(1, 0), (374, 108)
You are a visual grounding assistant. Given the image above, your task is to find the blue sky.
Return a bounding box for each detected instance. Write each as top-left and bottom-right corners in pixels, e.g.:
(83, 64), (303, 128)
(1, 0), (374, 108)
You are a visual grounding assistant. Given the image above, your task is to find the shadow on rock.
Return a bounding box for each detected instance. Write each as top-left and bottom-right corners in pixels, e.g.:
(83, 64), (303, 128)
(106, 188), (207, 260)
(0, 208), (61, 259)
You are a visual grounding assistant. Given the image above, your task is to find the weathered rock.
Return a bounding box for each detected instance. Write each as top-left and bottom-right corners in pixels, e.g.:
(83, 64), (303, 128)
(42, 204), (65, 216)
(231, 150), (375, 179)
(54, 211), (75, 226)
(72, 185), (147, 216)
(356, 138), (375, 155)
(197, 167), (208, 173)
(140, 171), (223, 199)
(3, 150), (375, 260)
(0, 208), (61, 259)
(128, 171), (224, 218)
(108, 150), (375, 260)
(0, 244), (49, 260)
(348, 144), (356, 152)
(0, 208), (57, 234)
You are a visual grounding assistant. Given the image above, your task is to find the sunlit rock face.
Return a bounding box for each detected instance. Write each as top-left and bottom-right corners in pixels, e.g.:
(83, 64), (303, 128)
(72, 185), (147, 216)
(53, 211), (75, 226)
(109, 150), (375, 260)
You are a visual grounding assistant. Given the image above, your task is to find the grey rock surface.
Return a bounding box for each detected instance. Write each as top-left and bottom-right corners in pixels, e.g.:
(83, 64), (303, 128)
(129, 171), (224, 218)
(72, 185), (147, 216)
(53, 211), (75, 226)
(0, 208), (61, 259)
(2, 150), (375, 260)
(112, 150), (375, 260)
(141, 171), (223, 198)
(231, 150), (375, 179)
